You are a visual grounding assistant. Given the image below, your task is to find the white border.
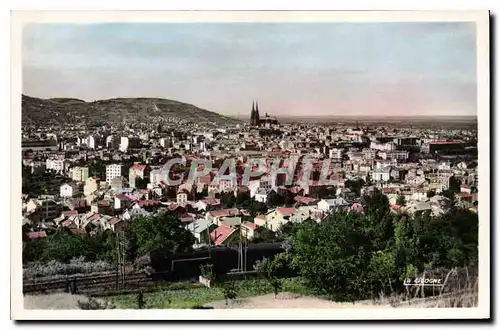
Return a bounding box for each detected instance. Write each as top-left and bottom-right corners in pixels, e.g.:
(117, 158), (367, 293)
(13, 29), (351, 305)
(10, 10), (490, 320)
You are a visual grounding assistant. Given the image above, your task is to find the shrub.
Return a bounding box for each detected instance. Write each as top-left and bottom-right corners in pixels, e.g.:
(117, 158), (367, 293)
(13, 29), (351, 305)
(222, 281), (238, 306)
(77, 297), (115, 310)
(23, 258), (114, 279)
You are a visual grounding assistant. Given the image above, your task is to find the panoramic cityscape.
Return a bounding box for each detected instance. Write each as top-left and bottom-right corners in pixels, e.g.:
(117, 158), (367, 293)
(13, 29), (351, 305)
(19, 20), (480, 312)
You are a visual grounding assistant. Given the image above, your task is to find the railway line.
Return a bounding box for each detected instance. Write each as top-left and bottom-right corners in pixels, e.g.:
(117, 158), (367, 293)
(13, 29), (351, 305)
(23, 270), (167, 295)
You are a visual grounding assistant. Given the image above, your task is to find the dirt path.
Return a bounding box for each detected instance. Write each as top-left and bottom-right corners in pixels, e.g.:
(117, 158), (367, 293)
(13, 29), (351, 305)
(24, 293), (107, 310)
(204, 292), (393, 309)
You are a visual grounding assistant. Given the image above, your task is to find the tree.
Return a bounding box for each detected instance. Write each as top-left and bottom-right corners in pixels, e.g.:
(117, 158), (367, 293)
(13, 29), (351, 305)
(252, 227), (278, 243)
(200, 263), (215, 281)
(267, 193), (285, 208)
(427, 190), (436, 198)
(195, 187), (209, 200)
(39, 228), (87, 263)
(345, 178), (365, 197)
(220, 192), (236, 208)
(248, 200), (267, 217)
(396, 194), (406, 206)
(134, 176), (148, 190)
(126, 213), (195, 257)
(290, 212), (375, 301)
(235, 191), (251, 207)
(137, 291), (146, 309)
(254, 253), (291, 297)
(284, 191), (296, 207)
(222, 281), (238, 306)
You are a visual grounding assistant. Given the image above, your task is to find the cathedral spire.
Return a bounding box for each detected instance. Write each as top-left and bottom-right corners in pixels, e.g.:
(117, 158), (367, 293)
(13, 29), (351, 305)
(250, 101), (256, 126)
(255, 100), (260, 126)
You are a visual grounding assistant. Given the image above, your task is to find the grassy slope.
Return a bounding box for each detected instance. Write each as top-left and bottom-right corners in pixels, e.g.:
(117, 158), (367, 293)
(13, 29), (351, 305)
(109, 278), (309, 309)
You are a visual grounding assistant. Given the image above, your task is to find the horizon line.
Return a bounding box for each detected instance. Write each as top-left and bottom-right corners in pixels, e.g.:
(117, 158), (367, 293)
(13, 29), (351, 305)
(21, 94), (478, 119)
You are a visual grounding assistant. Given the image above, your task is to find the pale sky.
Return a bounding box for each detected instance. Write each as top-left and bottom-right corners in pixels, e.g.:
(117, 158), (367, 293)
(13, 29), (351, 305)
(22, 22), (477, 117)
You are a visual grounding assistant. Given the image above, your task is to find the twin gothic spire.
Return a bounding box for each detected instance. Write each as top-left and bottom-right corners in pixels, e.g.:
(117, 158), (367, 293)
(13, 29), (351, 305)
(250, 100), (260, 126)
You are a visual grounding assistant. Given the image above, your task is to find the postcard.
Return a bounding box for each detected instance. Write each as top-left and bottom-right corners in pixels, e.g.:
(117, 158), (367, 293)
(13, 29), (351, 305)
(11, 10), (490, 320)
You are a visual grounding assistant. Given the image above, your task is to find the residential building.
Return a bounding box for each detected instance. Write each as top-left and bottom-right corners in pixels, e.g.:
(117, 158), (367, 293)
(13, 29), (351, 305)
(84, 177), (99, 196)
(25, 198), (62, 222)
(71, 166), (90, 182)
(177, 192), (188, 205)
(317, 198), (349, 213)
(106, 164), (122, 183)
(129, 164), (150, 188)
(46, 158), (66, 173)
(60, 183), (79, 198)
(372, 166), (391, 182)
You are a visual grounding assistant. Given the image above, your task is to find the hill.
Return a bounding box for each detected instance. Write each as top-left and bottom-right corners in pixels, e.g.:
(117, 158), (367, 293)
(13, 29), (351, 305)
(21, 95), (242, 127)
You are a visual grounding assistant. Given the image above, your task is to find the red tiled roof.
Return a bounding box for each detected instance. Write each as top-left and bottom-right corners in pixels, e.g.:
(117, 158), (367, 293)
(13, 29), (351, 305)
(87, 213), (101, 222)
(208, 208), (240, 218)
(131, 164), (147, 171)
(115, 194), (131, 201)
(294, 196), (315, 205)
(200, 198), (220, 206)
(276, 207), (296, 217)
(210, 225), (236, 245)
(27, 231), (47, 239)
(349, 203), (365, 213)
(137, 200), (161, 207)
(459, 192), (473, 199)
(255, 214), (266, 221)
(167, 203), (181, 211)
(108, 217), (122, 225)
(62, 210), (78, 217)
(61, 219), (74, 227)
(243, 221), (258, 231)
(180, 216), (194, 223)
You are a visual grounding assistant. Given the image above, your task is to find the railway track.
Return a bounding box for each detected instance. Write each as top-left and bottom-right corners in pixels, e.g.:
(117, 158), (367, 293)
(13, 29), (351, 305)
(23, 270), (166, 295)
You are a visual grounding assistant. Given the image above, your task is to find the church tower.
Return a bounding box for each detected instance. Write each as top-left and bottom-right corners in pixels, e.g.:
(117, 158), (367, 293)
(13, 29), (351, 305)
(255, 101), (260, 126)
(250, 101), (256, 126)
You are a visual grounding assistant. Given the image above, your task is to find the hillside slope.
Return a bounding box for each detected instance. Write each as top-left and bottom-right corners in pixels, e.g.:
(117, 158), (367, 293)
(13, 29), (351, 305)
(22, 95), (241, 127)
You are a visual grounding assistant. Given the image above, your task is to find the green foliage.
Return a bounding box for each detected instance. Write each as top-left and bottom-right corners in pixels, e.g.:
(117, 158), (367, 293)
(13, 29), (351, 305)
(126, 212), (195, 257)
(195, 187), (209, 200)
(235, 191), (251, 206)
(222, 281), (238, 305)
(88, 162), (106, 180)
(345, 178), (365, 197)
(22, 170), (72, 196)
(288, 189), (478, 302)
(137, 291), (146, 309)
(77, 297), (115, 310)
(267, 193), (285, 208)
(110, 278), (307, 309)
(134, 176), (148, 190)
(219, 192), (236, 208)
(200, 263), (215, 281)
(254, 253), (292, 296)
(23, 213), (196, 274)
(396, 194), (406, 206)
(251, 227), (278, 243)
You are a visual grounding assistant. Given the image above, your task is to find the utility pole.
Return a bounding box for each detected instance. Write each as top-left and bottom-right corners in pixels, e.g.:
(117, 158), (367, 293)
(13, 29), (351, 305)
(115, 230), (126, 290)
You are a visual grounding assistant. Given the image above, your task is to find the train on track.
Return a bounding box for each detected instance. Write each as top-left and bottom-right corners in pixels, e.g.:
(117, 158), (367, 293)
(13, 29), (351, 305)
(150, 242), (286, 281)
(23, 242), (288, 294)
